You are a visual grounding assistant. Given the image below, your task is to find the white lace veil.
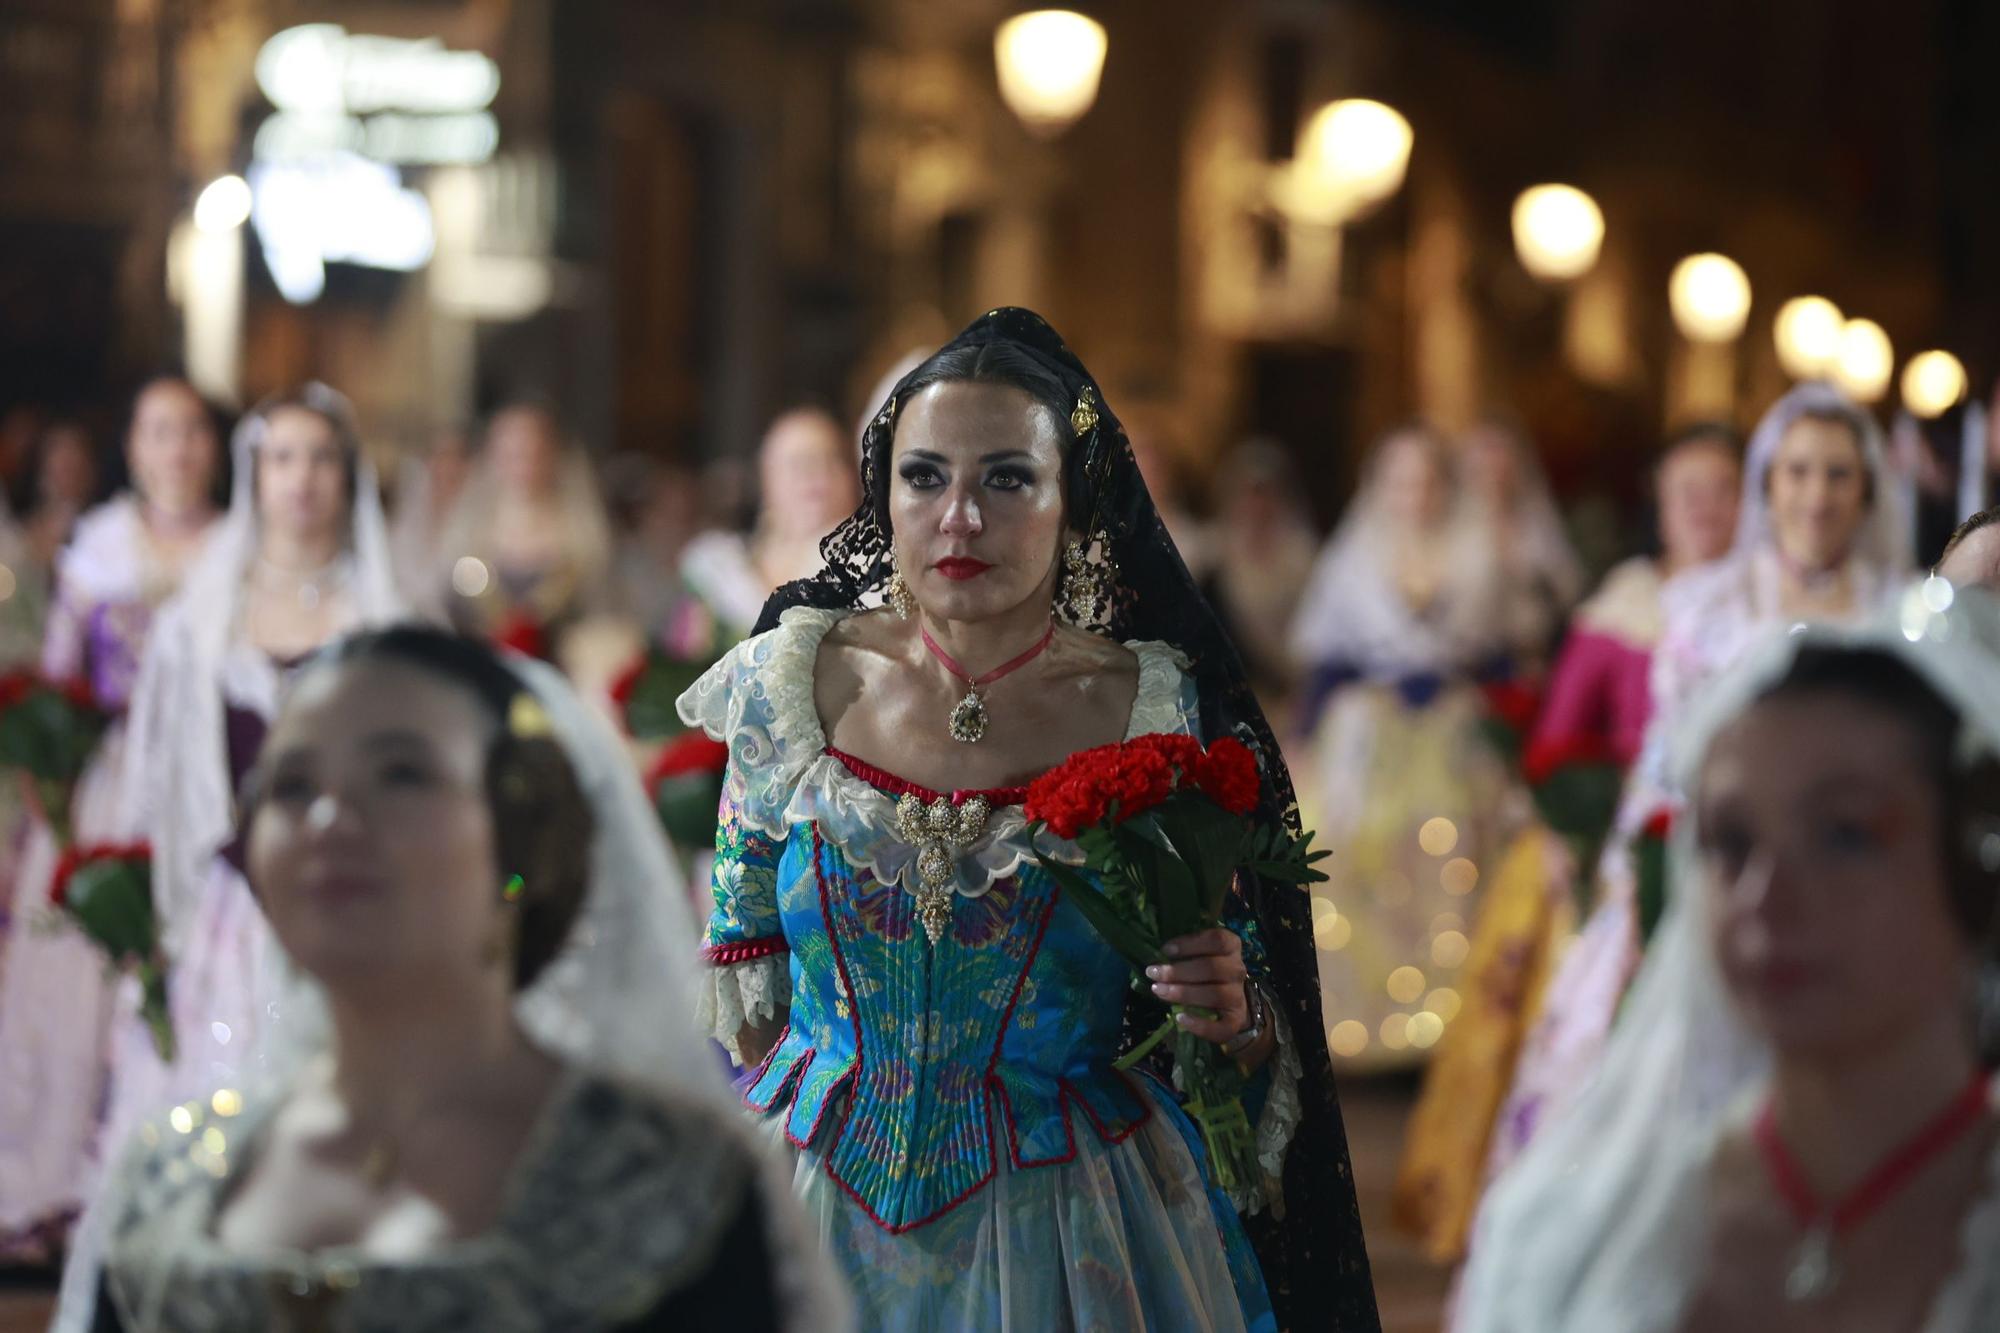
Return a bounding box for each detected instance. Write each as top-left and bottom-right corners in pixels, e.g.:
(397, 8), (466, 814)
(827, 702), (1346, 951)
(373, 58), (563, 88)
(1729, 380), (1910, 570)
(1288, 427), (1510, 676)
(1463, 421), (1585, 612)
(118, 384), (404, 952)
(1458, 580), (2000, 1332)
(187, 382), (402, 664)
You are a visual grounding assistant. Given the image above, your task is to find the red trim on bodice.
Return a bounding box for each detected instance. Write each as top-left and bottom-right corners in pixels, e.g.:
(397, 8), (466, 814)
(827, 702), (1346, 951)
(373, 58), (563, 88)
(822, 744), (1032, 808)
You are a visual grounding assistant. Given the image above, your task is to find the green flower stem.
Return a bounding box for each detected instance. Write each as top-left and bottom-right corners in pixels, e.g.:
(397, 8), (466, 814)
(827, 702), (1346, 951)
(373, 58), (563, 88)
(137, 961), (176, 1064)
(1112, 1005), (1216, 1072)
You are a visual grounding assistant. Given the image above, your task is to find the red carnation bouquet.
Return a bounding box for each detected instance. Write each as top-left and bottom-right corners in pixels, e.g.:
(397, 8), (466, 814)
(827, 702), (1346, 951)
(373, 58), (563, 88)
(1475, 679), (1543, 767)
(0, 670), (108, 846)
(1025, 732), (1328, 1194)
(1521, 733), (1626, 910)
(50, 843), (173, 1060)
(610, 646), (714, 741)
(647, 730), (731, 856)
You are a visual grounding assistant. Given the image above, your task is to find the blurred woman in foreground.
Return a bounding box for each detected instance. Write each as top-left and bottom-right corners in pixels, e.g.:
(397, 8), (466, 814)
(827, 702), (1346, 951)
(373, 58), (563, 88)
(83, 626), (843, 1330)
(1461, 590), (2000, 1331)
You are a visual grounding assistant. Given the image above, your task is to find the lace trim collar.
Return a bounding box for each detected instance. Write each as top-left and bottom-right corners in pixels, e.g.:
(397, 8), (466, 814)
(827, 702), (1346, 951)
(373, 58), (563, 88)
(679, 606), (1195, 900)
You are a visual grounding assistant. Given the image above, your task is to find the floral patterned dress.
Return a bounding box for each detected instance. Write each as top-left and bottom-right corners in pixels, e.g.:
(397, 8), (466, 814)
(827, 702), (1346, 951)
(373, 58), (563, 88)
(679, 607), (1299, 1331)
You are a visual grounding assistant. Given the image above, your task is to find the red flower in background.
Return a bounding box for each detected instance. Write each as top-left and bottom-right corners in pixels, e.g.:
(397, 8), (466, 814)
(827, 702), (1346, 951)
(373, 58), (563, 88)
(1640, 808), (1676, 842)
(647, 732), (729, 789)
(609, 654), (646, 708)
(50, 841), (149, 911)
(0, 670), (37, 712)
(492, 612), (549, 661)
(1480, 681), (1542, 733)
(1522, 734), (1622, 787)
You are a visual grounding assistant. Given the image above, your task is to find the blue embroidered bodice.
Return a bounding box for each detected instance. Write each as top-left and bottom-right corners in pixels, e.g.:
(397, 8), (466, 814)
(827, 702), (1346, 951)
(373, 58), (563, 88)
(746, 811), (1151, 1231)
(679, 608), (1282, 1232)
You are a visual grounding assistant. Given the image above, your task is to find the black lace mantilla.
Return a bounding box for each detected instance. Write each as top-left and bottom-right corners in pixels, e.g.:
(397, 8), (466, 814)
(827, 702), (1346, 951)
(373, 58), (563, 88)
(755, 307), (1380, 1331)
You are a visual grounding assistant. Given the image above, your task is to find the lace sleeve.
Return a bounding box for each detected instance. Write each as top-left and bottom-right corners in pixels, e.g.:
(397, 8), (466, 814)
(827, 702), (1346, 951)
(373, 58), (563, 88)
(695, 788), (792, 1060)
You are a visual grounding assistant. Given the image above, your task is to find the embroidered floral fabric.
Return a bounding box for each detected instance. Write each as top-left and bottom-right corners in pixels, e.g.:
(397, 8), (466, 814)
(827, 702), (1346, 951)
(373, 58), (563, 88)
(679, 607), (1295, 1327)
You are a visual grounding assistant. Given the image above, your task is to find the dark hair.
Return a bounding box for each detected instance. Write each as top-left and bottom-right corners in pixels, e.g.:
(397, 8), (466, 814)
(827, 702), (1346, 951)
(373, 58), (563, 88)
(873, 340), (1082, 525)
(272, 624), (595, 989)
(1939, 506), (2000, 569)
(1757, 646), (2000, 974)
(25, 417), (103, 513)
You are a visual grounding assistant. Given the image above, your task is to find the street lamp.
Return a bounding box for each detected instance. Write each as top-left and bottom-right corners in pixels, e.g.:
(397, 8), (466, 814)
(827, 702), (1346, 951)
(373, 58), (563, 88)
(193, 175), (252, 233)
(1290, 99), (1411, 220)
(1669, 253), (1751, 343)
(1511, 184), (1603, 282)
(1833, 318), (1894, 403)
(994, 10), (1108, 138)
(1773, 296), (1843, 380)
(1902, 350), (1968, 419)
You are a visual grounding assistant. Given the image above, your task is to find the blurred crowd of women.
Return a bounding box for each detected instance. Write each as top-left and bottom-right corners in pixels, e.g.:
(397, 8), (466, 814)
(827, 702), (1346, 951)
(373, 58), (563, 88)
(2, 351), (1995, 1331)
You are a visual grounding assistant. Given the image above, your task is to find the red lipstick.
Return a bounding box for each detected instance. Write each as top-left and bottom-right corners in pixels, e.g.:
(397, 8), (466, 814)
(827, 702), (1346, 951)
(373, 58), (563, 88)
(934, 557), (993, 581)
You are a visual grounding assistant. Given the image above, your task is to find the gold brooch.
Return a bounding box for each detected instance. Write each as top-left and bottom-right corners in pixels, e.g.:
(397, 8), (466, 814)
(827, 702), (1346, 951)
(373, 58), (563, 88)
(894, 793), (992, 945)
(1070, 385), (1099, 437)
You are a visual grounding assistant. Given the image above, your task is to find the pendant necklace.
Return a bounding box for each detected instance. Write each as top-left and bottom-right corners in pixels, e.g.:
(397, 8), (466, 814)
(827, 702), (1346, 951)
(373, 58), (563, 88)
(919, 621), (1056, 744)
(255, 553), (344, 611)
(1753, 1070), (1990, 1303)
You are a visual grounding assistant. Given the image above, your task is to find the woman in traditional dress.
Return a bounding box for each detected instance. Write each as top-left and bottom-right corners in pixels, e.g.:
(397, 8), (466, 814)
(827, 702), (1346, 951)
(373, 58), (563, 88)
(1200, 439), (1320, 716)
(1288, 425), (1516, 1072)
(388, 423), (474, 620)
(1391, 423), (1742, 1259)
(678, 309), (1377, 1331)
(22, 419), (104, 571)
(0, 377), (221, 1261)
(1458, 417), (1585, 670)
(672, 406), (860, 659)
(52, 383), (405, 1326)
(1479, 382), (1910, 1210)
(1460, 593), (2000, 1332)
(80, 625), (845, 1331)
(434, 403), (614, 656)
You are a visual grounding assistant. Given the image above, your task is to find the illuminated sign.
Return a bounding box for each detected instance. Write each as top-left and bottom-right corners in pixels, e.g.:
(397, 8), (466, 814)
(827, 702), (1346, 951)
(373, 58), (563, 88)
(249, 153), (435, 304)
(252, 24), (500, 167)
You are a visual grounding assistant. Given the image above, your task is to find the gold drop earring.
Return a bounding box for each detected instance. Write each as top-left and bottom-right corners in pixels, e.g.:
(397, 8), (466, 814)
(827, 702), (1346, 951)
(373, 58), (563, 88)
(886, 568), (916, 619)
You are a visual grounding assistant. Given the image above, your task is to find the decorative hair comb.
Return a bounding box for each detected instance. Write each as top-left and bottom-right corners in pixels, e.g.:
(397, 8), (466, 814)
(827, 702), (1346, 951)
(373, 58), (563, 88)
(1070, 385), (1099, 437)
